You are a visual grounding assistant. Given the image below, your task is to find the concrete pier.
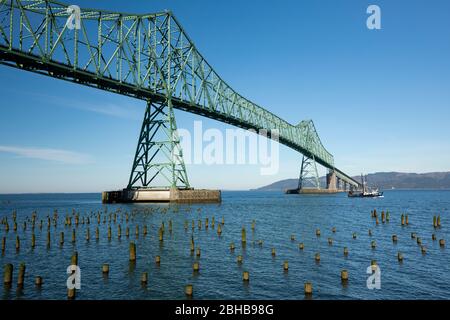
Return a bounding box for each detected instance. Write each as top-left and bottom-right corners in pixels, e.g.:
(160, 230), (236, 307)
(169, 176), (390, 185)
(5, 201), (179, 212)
(102, 188), (221, 203)
(285, 188), (343, 194)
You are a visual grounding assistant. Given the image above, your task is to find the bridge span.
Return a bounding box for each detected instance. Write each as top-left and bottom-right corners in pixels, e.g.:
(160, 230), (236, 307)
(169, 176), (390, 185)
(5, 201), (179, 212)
(0, 0), (360, 201)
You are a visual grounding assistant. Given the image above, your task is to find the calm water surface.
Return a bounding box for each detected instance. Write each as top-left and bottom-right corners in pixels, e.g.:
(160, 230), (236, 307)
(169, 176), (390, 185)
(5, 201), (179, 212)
(0, 190), (449, 300)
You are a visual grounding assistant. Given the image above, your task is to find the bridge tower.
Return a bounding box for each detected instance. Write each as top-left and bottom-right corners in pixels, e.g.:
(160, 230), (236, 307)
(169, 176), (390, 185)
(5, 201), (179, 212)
(127, 99), (190, 190)
(297, 155), (321, 190)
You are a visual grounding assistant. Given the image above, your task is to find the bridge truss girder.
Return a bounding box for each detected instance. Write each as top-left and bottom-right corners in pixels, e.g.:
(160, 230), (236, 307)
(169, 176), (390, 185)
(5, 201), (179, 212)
(0, 0), (361, 188)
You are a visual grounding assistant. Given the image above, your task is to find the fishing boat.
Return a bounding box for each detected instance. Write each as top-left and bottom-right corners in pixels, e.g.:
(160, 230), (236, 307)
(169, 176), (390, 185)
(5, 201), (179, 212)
(348, 174), (383, 198)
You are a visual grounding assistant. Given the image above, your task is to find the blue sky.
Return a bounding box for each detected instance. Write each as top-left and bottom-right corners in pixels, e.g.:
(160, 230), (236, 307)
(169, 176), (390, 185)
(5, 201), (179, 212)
(1, 0), (450, 193)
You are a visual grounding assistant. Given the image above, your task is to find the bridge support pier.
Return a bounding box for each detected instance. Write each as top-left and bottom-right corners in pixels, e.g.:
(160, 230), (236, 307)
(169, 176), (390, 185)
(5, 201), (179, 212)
(103, 98), (221, 203)
(326, 170), (337, 192)
(286, 157), (340, 194)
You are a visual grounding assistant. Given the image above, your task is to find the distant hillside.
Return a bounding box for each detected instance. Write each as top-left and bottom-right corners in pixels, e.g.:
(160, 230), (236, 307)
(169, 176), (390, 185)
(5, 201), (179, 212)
(254, 172), (450, 191)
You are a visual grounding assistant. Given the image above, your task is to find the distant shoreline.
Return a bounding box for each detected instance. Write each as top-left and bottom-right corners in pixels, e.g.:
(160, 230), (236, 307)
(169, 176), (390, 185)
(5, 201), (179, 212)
(2, 188), (450, 196)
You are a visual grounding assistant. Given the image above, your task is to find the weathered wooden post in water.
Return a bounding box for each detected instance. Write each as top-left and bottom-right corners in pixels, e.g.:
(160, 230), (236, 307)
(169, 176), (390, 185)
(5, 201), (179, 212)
(129, 242), (136, 261)
(3, 264), (13, 286)
(304, 282), (313, 295)
(17, 263), (25, 287)
(71, 252), (78, 266)
(185, 284), (193, 297)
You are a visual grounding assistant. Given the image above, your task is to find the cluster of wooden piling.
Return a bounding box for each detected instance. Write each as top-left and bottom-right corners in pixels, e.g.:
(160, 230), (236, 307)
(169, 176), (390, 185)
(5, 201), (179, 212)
(0, 206), (446, 299)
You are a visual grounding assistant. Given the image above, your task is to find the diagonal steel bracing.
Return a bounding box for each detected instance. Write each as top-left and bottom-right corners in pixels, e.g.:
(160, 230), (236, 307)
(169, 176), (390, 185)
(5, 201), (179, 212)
(298, 155), (320, 190)
(128, 99), (189, 190)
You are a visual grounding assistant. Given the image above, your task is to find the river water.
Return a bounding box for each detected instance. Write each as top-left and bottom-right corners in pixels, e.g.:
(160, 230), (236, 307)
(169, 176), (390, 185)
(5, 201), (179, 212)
(0, 190), (449, 300)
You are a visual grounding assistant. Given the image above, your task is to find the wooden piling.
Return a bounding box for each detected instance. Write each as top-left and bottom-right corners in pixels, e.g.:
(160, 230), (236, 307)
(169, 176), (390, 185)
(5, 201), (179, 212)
(304, 282), (312, 295)
(1, 237), (5, 252)
(15, 235), (20, 251)
(46, 231), (51, 247)
(241, 227), (246, 243)
(60, 232), (64, 246)
(341, 270), (349, 281)
(141, 272), (148, 284)
(217, 223), (222, 235)
(271, 248), (276, 256)
(158, 228), (163, 242)
(344, 247), (349, 256)
(193, 262), (200, 272)
(392, 235), (398, 243)
(299, 243), (304, 250)
(237, 255), (243, 264)
(242, 271), (249, 281)
(129, 242), (136, 261)
(35, 276), (43, 286)
(230, 242), (235, 251)
(102, 264), (109, 274)
(316, 229), (321, 237)
(17, 263), (25, 286)
(31, 233), (36, 248)
(71, 252), (78, 266)
(439, 239), (445, 247)
(4, 264), (13, 285)
(315, 253), (320, 262)
(155, 256), (161, 264)
(185, 284), (193, 296)
(283, 261), (289, 271)
(397, 252), (404, 262)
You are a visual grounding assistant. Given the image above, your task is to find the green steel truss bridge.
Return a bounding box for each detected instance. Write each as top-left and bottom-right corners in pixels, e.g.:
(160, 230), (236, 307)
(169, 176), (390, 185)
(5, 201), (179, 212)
(0, 0), (360, 191)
